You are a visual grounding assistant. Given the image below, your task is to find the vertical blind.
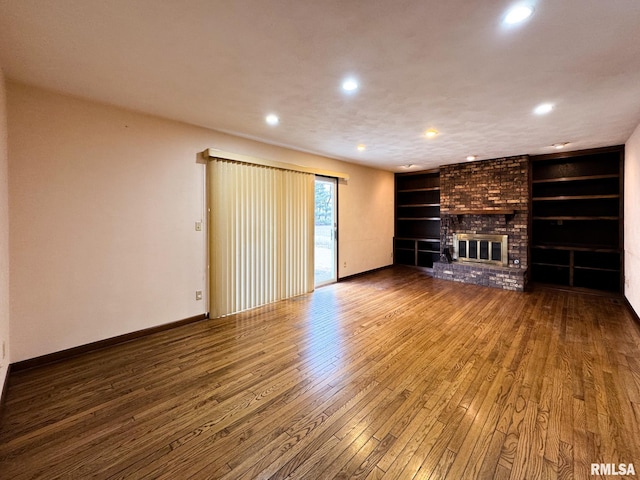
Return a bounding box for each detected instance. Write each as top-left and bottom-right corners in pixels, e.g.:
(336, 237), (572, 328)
(208, 159), (315, 317)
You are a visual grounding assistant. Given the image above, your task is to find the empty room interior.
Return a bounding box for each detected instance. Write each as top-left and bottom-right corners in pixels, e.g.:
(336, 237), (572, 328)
(1, 1), (640, 479)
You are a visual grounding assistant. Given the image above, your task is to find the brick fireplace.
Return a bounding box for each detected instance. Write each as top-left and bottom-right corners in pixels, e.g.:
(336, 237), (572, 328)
(433, 155), (529, 291)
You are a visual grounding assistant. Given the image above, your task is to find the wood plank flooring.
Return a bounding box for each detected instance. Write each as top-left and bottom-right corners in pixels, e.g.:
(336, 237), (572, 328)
(1, 266), (639, 479)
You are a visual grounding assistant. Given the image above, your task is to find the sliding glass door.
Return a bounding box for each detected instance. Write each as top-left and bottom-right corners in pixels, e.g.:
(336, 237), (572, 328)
(314, 176), (337, 286)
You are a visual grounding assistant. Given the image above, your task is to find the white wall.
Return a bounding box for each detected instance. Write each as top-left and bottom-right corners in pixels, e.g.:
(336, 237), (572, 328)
(0, 68), (10, 392)
(625, 120), (640, 313)
(7, 82), (394, 362)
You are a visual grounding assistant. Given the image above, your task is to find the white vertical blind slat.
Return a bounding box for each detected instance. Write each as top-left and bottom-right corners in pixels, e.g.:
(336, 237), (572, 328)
(208, 159), (314, 318)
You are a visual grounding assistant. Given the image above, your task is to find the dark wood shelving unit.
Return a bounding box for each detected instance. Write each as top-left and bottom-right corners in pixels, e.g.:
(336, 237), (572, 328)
(394, 170), (440, 269)
(530, 146), (624, 292)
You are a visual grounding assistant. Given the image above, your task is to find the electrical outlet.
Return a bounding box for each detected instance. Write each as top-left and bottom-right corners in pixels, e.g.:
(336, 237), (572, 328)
(195, 221), (202, 231)
(343, 262), (347, 268)
(195, 290), (203, 301)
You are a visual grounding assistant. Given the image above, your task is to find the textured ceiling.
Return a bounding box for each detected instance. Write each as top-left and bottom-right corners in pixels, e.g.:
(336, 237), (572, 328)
(1, 0), (640, 171)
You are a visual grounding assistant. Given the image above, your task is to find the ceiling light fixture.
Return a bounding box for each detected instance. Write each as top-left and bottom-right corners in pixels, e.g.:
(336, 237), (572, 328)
(357, 144), (366, 152)
(424, 128), (439, 138)
(504, 4), (534, 25)
(466, 155), (477, 161)
(342, 78), (359, 92)
(402, 164), (414, 169)
(265, 114), (279, 126)
(533, 103), (554, 115)
(552, 142), (570, 149)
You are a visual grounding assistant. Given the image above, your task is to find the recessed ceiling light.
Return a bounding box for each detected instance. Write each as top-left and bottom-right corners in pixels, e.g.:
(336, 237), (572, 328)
(424, 128), (439, 138)
(534, 103), (554, 115)
(466, 155), (477, 161)
(504, 5), (534, 25)
(357, 144), (366, 152)
(402, 164), (414, 169)
(265, 114), (279, 126)
(552, 142), (570, 149)
(342, 78), (359, 92)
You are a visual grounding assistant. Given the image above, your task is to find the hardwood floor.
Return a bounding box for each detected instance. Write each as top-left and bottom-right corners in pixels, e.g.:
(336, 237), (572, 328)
(1, 266), (639, 479)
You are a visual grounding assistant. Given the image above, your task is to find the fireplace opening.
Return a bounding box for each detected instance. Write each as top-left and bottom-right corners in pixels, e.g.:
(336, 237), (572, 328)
(453, 233), (508, 267)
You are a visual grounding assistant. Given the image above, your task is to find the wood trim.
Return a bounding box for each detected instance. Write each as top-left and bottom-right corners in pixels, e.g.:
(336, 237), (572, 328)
(202, 148), (349, 180)
(532, 173), (619, 184)
(337, 265), (393, 282)
(397, 187), (440, 192)
(530, 144), (625, 162)
(397, 203), (440, 208)
(395, 237), (440, 242)
(619, 147), (625, 300)
(532, 244), (619, 253)
(532, 194), (619, 201)
(532, 216), (618, 221)
(624, 297), (640, 335)
(395, 167), (440, 177)
(527, 155), (533, 287)
(0, 364), (10, 416)
(10, 313), (209, 372)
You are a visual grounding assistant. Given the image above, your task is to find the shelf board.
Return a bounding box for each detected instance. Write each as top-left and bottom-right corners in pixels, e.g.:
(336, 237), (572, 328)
(395, 237), (440, 242)
(397, 203), (440, 208)
(533, 216), (618, 221)
(395, 247), (414, 252)
(417, 249), (440, 254)
(443, 209), (515, 215)
(397, 217), (441, 221)
(397, 187), (440, 192)
(574, 265), (620, 273)
(532, 194), (619, 201)
(532, 262), (570, 268)
(532, 244), (620, 253)
(532, 173), (619, 184)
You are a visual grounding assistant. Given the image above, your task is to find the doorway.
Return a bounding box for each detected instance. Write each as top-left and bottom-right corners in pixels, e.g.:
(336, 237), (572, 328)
(314, 176), (337, 286)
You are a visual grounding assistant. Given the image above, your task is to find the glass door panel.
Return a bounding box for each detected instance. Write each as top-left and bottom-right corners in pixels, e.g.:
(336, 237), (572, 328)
(315, 176), (337, 286)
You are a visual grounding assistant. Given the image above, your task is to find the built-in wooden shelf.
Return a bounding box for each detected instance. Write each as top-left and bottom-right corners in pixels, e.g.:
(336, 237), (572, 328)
(531, 262), (617, 273)
(574, 265), (619, 273)
(532, 173), (619, 184)
(395, 170), (441, 269)
(533, 216), (618, 221)
(398, 187), (440, 193)
(532, 244), (619, 253)
(395, 237), (440, 242)
(397, 203), (440, 208)
(533, 147), (622, 292)
(532, 262), (570, 268)
(532, 194), (619, 201)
